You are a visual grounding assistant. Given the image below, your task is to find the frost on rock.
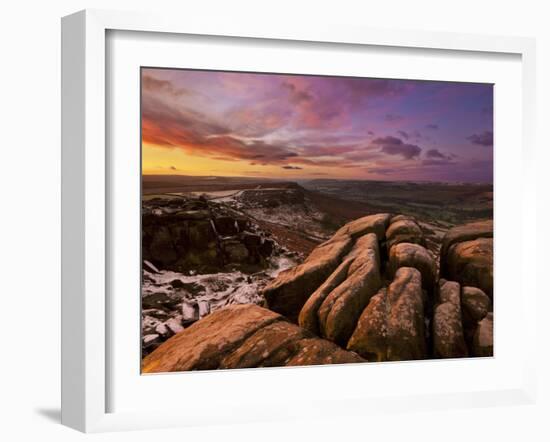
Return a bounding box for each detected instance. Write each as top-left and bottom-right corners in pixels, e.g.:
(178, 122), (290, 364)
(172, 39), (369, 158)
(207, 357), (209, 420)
(141, 253), (297, 355)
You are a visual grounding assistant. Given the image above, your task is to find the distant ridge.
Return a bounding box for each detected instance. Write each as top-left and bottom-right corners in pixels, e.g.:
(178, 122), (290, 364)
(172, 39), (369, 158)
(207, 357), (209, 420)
(142, 174), (294, 194)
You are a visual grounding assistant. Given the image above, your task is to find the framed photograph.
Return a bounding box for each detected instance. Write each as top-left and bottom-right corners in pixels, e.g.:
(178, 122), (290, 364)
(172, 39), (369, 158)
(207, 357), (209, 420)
(61, 9), (537, 432)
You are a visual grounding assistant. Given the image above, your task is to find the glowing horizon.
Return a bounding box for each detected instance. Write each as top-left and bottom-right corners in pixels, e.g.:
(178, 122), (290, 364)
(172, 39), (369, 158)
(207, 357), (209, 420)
(142, 68), (493, 183)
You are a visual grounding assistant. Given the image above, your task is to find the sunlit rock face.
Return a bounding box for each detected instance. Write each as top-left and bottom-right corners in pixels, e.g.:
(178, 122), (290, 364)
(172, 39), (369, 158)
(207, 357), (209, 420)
(142, 209), (493, 369)
(142, 304), (364, 373)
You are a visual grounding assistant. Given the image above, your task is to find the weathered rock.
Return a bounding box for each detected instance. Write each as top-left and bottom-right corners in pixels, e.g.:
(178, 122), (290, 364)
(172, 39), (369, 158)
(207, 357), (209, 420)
(386, 218), (424, 250)
(142, 292), (180, 310)
(333, 213), (391, 241)
(149, 225), (178, 265)
(432, 280), (468, 358)
(283, 338), (364, 366)
(346, 288), (388, 361)
(263, 234), (354, 322)
(143, 304), (282, 372)
(222, 239), (249, 263)
(473, 312), (493, 357)
(219, 319), (364, 368)
(169, 279), (186, 289)
(439, 219), (493, 260)
(219, 320), (308, 368)
(446, 238), (493, 297)
(347, 268), (426, 361)
(154, 323), (171, 338)
(385, 267), (426, 360)
(461, 286), (490, 323)
(390, 214), (415, 223)
(142, 304), (364, 373)
(171, 280), (203, 295)
(317, 234), (382, 346)
(164, 317), (184, 335)
(213, 216), (248, 236)
(461, 286), (490, 352)
(388, 242), (436, 292)
(298, 257), (355, 335)
(437, 278), (460, 304)
(181, 300), (199, 325)
(142, 202), (272, 272)
(142, 333), (162, 355)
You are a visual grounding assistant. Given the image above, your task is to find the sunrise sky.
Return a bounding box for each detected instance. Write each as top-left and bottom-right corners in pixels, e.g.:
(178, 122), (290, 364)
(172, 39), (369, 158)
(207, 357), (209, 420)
(141, 68), (493, 182)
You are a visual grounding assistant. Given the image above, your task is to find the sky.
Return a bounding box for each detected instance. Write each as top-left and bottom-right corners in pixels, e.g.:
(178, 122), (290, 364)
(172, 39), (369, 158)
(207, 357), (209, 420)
(141, 68), (493, 182)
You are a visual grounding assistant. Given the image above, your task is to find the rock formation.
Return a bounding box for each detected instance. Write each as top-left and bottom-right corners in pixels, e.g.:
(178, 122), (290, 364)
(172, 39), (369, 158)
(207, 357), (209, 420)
(438, 221), (494, 356)
(142, 196), (276, 273)
(142, 304), (364, 373)
(266, 214), (493, 361)
(142, 212), (494, 371)
(439, 220), (493, 297)
(265, 214), (435, 359)
(347, 267), (427, 361)
(432, 280), (468, 358)
(264, 214), (391, 322)
(262, 234), (354, 322)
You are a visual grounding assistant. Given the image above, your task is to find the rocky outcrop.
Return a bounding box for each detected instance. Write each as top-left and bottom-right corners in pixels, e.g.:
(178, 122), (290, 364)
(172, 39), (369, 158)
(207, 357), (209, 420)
(440, 220), (493, 296)
(435, 220), (494, 356)
(386, 216), (425, 251)
(439, 219), (493, 261)
(297, 233), (384, 347)
(347, 267), (427, 361)
(332, 213), (392, 241)
(461, 286), (491, 351)
(432, 280), (468, 358)
(344, 288), (388, 361)
(263, 214), (391, 322)
(143, 210), (494, 369)
(265, 214), (435, 357)
(142, 304), (364, 373)
(445, 238), (493, 298)
(316, 234), (382, 346)
(263, 233), (354, 322)
(473, 312), (493, 357)
(461, 286), (490, 323)
(263, 213), (493, 362)
(388, 242), (436, 292)
(142, 197), (276, 273)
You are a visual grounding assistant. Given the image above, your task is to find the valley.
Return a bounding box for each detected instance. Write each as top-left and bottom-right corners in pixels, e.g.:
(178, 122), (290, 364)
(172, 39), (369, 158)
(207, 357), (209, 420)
(141, 175), (493, 357)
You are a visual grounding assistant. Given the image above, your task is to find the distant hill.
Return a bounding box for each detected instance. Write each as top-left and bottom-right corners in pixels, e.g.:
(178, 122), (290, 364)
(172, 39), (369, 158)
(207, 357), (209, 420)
(142, 174), (295, 194)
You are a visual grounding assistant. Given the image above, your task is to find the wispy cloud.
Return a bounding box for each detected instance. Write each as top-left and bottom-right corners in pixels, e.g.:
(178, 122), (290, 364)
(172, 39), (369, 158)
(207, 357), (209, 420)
(141, 69), (493, 182)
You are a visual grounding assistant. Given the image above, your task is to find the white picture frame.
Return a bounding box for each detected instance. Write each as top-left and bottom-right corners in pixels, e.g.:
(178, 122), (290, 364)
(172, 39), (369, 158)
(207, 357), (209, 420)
(61, 9), (537, 433)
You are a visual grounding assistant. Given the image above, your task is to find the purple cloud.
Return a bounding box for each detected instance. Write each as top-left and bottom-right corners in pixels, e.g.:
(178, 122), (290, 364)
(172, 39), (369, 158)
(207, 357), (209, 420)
(372, 136), (421, 159)
(142, 68), (493, 182)
(397, 130), (410, 140)
(425, 149), (446, 159)
(467, 131), (493, 147)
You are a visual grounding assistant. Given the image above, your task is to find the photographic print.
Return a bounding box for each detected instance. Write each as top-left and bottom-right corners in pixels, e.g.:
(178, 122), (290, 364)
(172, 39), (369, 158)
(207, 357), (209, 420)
(140, 68), (493, 373)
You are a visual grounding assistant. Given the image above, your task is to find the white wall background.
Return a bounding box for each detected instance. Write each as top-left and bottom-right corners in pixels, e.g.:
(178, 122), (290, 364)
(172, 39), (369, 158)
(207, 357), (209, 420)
(0, 0), (547, 440)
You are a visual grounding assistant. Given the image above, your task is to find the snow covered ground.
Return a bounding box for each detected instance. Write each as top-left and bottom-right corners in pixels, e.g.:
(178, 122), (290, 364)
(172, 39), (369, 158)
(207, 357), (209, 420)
(141, 255), (296, 355)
